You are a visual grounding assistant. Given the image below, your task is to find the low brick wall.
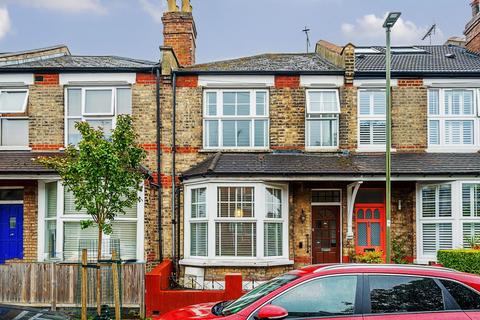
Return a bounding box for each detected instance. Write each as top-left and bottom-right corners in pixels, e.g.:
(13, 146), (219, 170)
(145, 260), (244, 316)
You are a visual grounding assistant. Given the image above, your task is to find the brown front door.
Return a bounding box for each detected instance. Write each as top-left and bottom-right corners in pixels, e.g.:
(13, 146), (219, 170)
(312, 206), (340, 264)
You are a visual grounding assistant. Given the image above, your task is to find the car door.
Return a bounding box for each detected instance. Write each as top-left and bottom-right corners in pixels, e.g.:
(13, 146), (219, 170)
(363, 274), (469, 320)
(437, 279), (480, 320)
(250, 274), (363, 319)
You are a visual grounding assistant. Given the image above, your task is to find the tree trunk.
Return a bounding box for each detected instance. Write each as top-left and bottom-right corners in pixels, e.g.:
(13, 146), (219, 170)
(97, 226), (103, 316)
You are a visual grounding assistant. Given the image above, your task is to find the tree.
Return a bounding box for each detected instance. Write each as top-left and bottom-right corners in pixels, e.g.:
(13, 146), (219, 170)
(38, 115), (145, 316)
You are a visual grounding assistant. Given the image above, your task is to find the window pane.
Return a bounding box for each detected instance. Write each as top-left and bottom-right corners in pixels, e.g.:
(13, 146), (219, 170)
(45, 220), (57, 259)
(0, 90), (27, 112)
(265, 223), (282, 257)
(429, 120), (440, 145)
(216, 222), (256, 257)
(117, 88), (132, 115)
(1, 119), (28, 146)
(369, 276), (444, 313)
(256, 92), (266, 116)
(359, 120), (372, 145)
(191, 222), (207, 256)
(322, 91), (338, 113)
(452, 91), (461, 115)
(254, 120), (267, 147)
(439, 185), (452, 217)
(237, 92), (250, 115)
(463, 184), (480, 217)
(312, 190), (341, 203)
(237, 120), (250, 147)
(373, 91), (386, 115)
(357, 223), (367, 246)
(359, 91), (371, 115)
(422, 223), (437, 255)
(85, 89), (112, 114)
(205, 120), (219, 147)
(445, 91), (452, 115)
(67, 89), (81, 116)
(218, 187), (254, 218)
(463, 223), (480, 248)
(67, 119), (81, 145)
(223, 92), (235, 115)
(64, 189), (87, 215)
(422, 186), (436, 218)
(440, 280), (480, 310)
(222, 120), (236, 147)
(463, 120), (474, 145)
(271, 276), (357, 317)
(308, 118), (338, 147)
(111, 221), (137, 260)
(371, 222), (380, 246)
(464, 91), (474, 115)
(372, 121), (386, 145)
(46, 182), (57, 218)
(86, 119), (113, 139)
(206, 92), (217, 116)
(0, 189), (23, 201)
(428, 90), (439, 115)
(191, 188), (206, 218)
(266, 188), (282, 218)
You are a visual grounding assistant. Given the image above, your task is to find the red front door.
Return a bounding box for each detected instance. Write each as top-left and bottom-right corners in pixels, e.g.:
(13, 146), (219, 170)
(355, 204), (385, 255)
(312, 206), (340, 264)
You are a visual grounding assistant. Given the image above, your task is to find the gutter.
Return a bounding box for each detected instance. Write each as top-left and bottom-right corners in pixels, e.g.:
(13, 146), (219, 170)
(355, 71), (480, 78)
(0, 67), (158, 73)
(171, 72), (178, 276)
(173, 70), (345, 76)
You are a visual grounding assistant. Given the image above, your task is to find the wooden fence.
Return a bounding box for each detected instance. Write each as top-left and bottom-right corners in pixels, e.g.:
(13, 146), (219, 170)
(0, 262), (145, 309)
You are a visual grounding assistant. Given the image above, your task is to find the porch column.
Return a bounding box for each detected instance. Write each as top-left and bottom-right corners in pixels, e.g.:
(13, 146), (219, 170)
(346, 181), (363, 239)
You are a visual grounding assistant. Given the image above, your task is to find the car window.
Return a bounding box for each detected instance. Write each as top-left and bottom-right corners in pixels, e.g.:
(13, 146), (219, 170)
(368, 275), (444, 314)
(222, 274), (299, 316)
(269, 275), (358, 318)
(440, 279), (480, 310)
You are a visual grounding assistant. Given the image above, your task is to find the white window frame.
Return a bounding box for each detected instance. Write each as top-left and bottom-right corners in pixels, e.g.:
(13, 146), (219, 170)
(0, 88), (29, 113)
(37, 180), (145, 262)
(202, 89), (269, 150)
(0, 88), (30, 150)
(64, 86), (131, 147)
(416, 180), (480, 264)
(305, 89), (340, 151)
(357, 88), (387, 152)
(427, 88), (479, 152)
(182, 181), (291, 267)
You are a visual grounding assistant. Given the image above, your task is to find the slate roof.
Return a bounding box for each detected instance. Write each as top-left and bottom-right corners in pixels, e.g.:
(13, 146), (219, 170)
(0, 55), (158, 72)
(182, 153), (480, 179)
(355, 45), (480, 75)
(181, 53), (343, 73)
(0, 152), (60, 174)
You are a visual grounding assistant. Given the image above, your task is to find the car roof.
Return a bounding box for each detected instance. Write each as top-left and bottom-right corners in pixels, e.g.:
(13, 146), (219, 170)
(294, 264), (462, 276)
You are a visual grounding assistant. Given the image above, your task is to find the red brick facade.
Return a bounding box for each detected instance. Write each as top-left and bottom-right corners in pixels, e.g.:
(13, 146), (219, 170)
(162, 11), (197, 67)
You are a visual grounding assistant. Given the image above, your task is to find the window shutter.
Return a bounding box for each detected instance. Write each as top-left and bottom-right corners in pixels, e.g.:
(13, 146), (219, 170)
(373, 91), (386, 115)
(216, 222), (256, 257)
(63, 222), (98, 261)
(429, 120), (440, 145)
(265, 223), (282, 257)
(463, 223), (480, 248)
(438, 223), (453, 250)
(359, 121), (372, 145)
(191, 222), (207, 256)
(372, 121), (386, 145)
(64, 189), (87, 215)
(438, 185), (452, 217)
(359, 91), (371, 115)
(463, 91), (473, 115)
(422, 224), (437, 255)
(428, 90), (439, 115)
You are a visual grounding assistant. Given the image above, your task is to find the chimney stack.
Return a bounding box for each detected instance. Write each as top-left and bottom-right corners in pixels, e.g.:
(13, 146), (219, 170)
(472, 0), (480, 17)
(162, 0), (197, 67)
(465, 0), (480, 53)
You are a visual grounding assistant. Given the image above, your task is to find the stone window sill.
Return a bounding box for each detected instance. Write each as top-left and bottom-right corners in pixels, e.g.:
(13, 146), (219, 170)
(179, 258), (294, 267)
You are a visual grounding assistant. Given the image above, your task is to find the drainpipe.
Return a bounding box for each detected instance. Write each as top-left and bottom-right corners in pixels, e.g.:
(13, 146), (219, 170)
(171, 72), (177, 273)
(155, 66), (163, 262)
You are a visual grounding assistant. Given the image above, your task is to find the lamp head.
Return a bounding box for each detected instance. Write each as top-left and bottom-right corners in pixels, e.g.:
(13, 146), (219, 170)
(383, 12), (401, 28)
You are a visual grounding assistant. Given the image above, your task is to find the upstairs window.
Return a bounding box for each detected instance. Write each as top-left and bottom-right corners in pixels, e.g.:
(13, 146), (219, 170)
(66, 87), (132, 146)
(203, 90), (269, 149)
(0, 89), (29, 148)
(306, 90), (340, 149)
(428, 89), (476, 148)
(358, 89), (386, 148)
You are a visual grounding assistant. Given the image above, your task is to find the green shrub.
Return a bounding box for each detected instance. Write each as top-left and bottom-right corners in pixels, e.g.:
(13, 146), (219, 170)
(355, 251), (384, 264)
(392, 238), (409, 264)
(437, 249), (480, 274)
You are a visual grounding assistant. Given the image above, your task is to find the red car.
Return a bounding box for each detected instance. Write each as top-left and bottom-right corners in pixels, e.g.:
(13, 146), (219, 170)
(156, 264), (480, 320)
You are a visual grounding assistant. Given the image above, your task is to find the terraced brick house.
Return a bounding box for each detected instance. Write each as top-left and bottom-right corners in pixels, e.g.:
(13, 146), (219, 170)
(0, 45), (161, 264)
(156, 0), (480, 284)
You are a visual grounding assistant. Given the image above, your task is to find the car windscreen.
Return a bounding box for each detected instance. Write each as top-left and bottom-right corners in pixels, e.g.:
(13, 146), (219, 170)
(0, 306), (68, 320)
(221, 273), (300, 316)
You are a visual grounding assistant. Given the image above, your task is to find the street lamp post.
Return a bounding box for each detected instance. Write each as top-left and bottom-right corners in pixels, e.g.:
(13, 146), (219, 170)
(383, 12), (401, 264)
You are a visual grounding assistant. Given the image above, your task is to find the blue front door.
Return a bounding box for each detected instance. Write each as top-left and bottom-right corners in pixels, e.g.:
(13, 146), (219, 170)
(0, 204), (23, 264)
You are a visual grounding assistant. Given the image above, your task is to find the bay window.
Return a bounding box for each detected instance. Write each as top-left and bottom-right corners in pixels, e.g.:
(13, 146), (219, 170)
(203, 90), (269, 149)
(428, 89), (477, 149)
(183, 182), (290, 266)
(306, 90), (340, 149)
(417, 181), (480, 263)
(358, 89), (386, 149)
(65, 87), (132, 145)
(0, 89), (29, 148)
(39, 181), (144, 262)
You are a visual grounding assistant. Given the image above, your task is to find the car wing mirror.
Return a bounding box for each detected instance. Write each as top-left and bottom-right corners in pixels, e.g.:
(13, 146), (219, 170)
(256, 305), (288, 320)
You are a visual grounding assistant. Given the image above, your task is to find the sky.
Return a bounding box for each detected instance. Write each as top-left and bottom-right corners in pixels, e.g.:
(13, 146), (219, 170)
(0, 0), (472, 64)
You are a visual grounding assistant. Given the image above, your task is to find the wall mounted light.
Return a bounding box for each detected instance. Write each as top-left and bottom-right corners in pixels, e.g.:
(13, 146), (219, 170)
(398, 200), (402, 211)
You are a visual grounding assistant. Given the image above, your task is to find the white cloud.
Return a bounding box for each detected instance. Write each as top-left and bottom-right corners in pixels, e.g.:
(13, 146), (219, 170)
(139, 0), (164, 23)
(341, 13), (444, 45)
(0, 6), (11, 40)
(4, 0), (107, 14)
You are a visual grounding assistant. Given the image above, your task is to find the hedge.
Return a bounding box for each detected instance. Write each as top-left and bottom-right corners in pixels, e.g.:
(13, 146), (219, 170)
(437, 249), (480, 274)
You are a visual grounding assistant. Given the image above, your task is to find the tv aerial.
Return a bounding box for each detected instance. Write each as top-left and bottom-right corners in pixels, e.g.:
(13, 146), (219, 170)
(422, 24), (437, 45)
(302, 26), (311, 53)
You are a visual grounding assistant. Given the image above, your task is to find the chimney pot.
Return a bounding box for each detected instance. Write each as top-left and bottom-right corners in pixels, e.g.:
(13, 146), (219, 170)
(167, 0), (178, 12)
(182, 0), (192, 13)
(472, 0), (480, 17)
